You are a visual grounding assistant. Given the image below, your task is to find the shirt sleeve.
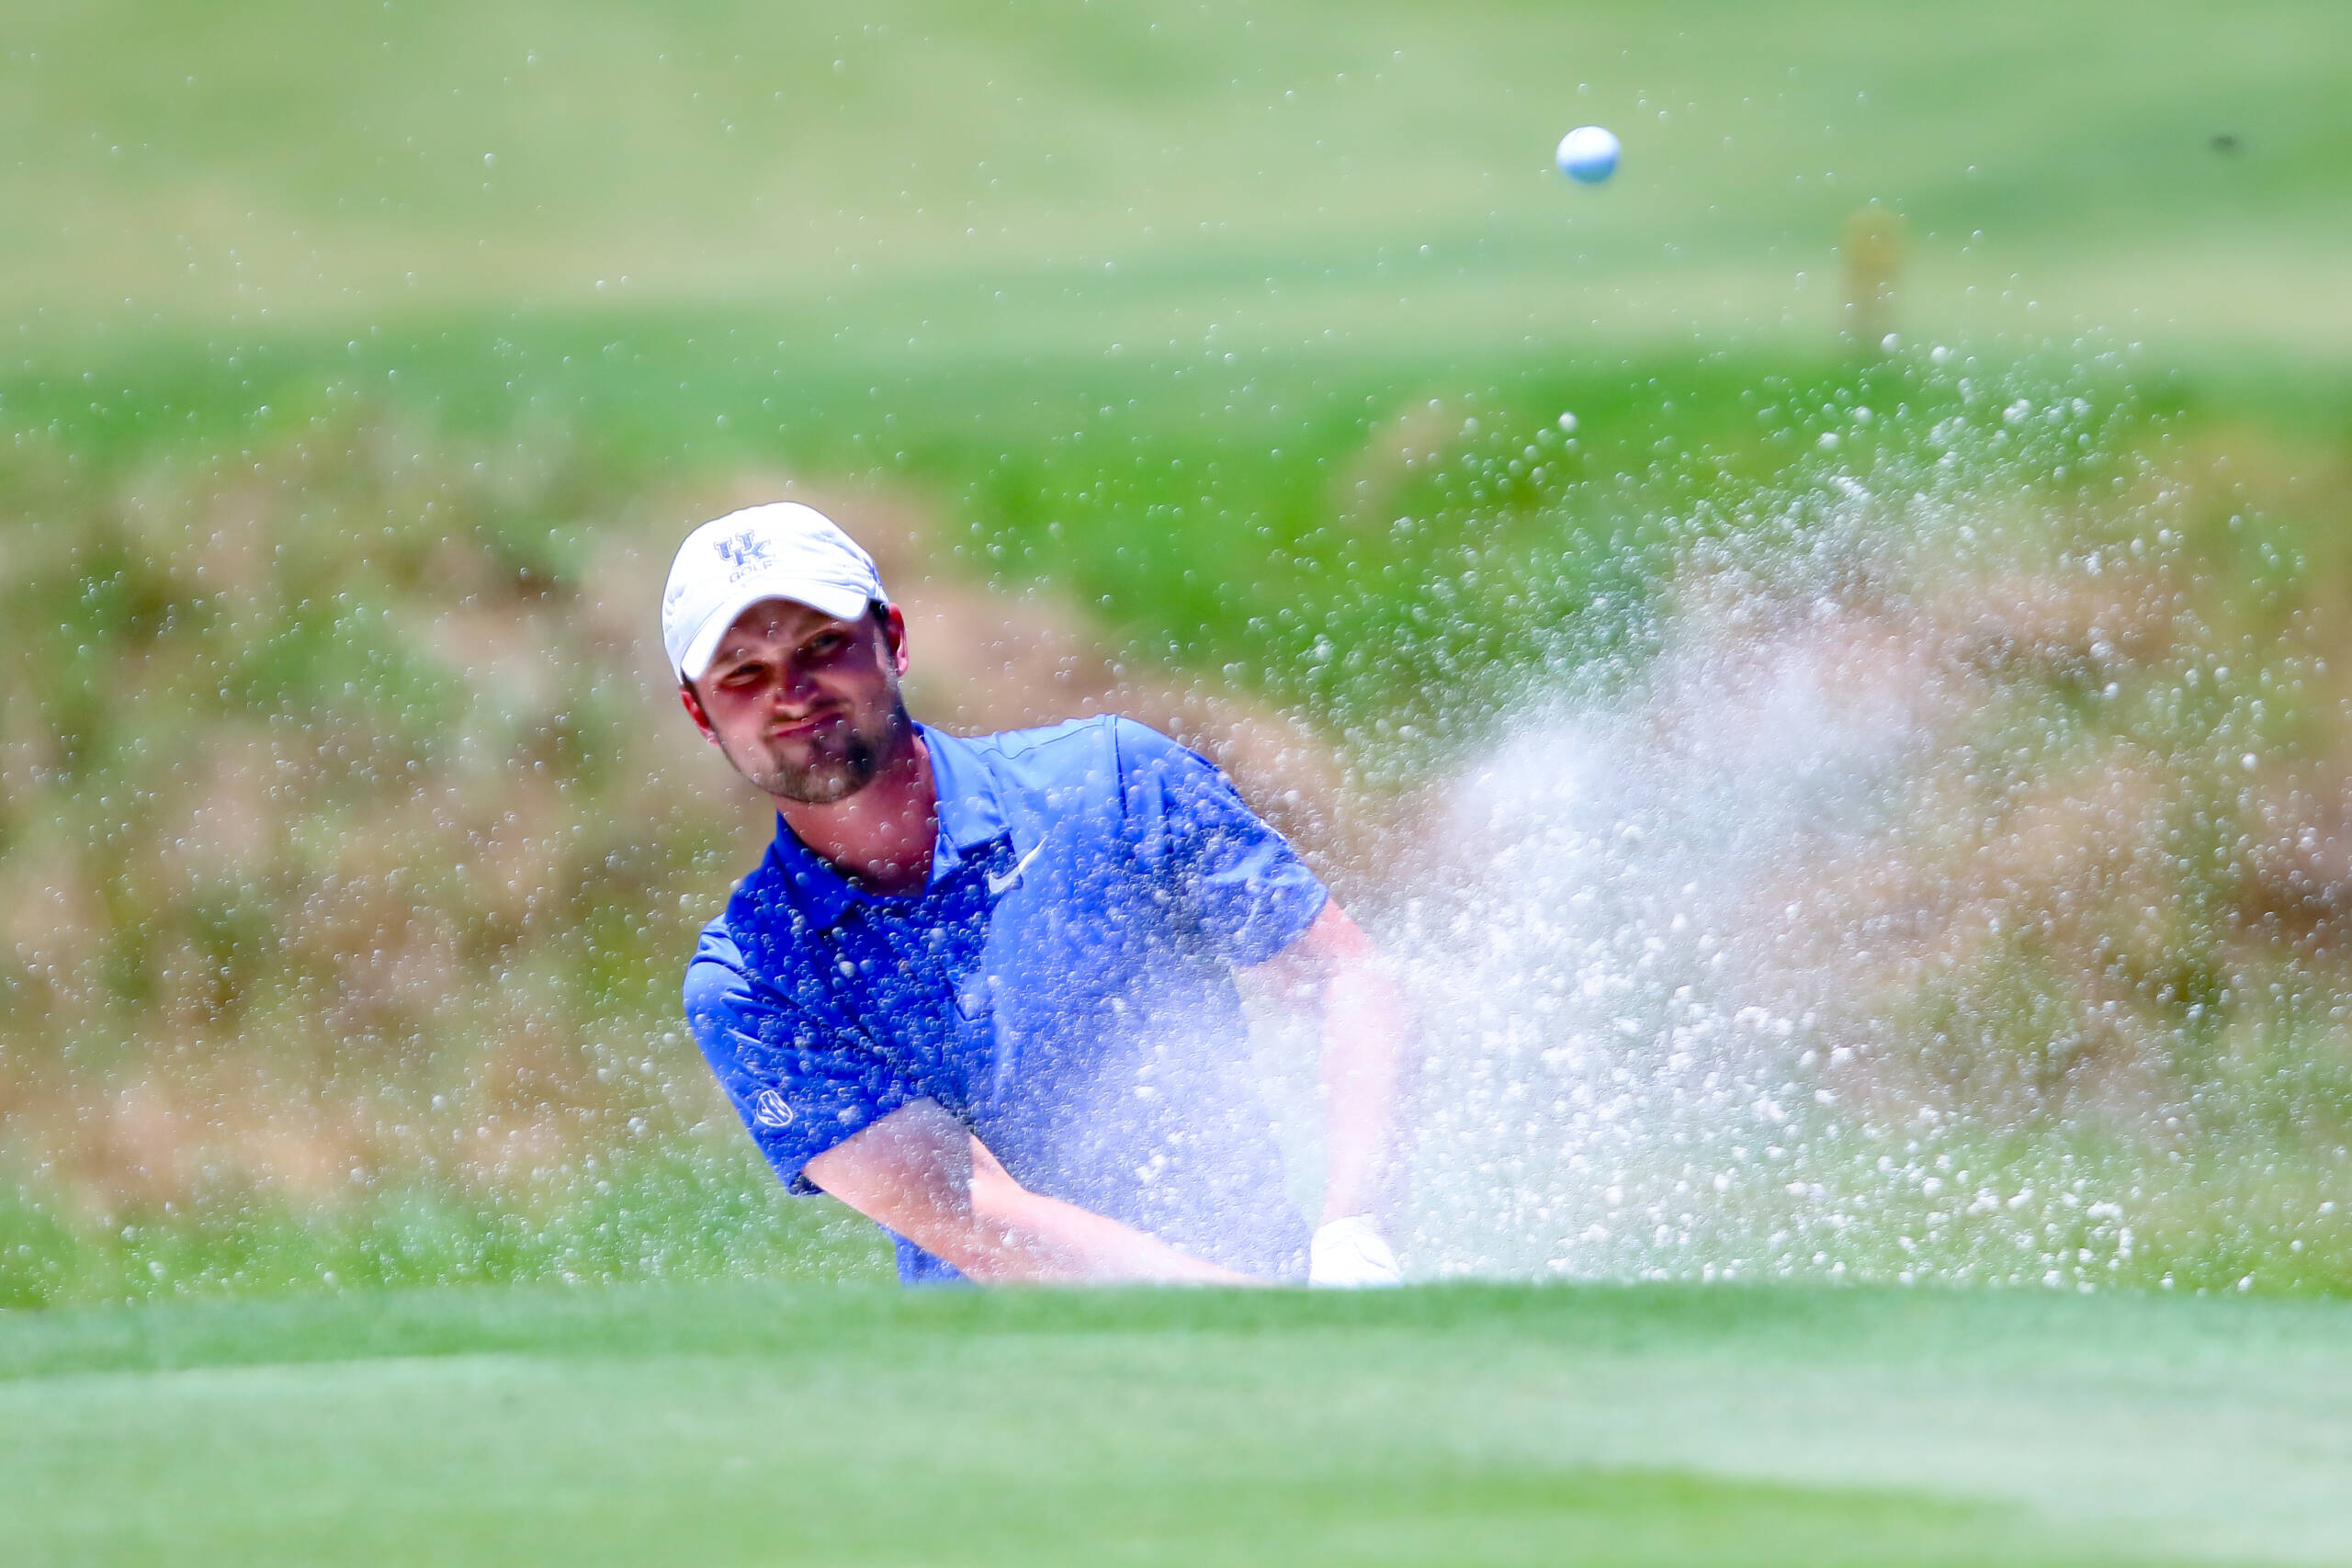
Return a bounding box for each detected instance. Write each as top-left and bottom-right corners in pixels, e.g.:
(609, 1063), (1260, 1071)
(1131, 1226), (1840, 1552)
(683, 931), (916, 1195)
(1113, 717), (1329, 965)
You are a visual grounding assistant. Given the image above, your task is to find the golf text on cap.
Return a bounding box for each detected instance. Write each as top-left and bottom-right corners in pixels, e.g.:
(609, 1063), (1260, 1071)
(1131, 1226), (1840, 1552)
(659, 502), (887, 682)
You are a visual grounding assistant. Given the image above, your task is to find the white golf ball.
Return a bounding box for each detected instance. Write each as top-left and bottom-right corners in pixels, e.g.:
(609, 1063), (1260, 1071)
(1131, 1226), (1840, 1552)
(1555, 125), (1620, 185)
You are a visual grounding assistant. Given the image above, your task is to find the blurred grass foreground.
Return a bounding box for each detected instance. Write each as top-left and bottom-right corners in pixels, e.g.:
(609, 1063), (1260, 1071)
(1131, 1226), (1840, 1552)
(5, 0), (2352, 1305)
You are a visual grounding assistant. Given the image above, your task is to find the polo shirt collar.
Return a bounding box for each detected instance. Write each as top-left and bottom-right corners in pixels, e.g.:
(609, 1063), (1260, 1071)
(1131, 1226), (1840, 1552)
(922, 725), (1010, 858)
(763, 724), (1011, 931)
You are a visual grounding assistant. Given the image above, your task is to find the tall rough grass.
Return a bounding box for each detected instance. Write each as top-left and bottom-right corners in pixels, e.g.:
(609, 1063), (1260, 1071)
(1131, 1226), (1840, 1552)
(0, 404), (900, 1303)
(5, 353), (2351, 1304)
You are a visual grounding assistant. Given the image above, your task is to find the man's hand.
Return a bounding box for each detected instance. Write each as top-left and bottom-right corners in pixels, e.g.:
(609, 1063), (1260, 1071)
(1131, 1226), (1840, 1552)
(804, 1099), (1252, 1285)
(1309, 1215), (1403, 1288)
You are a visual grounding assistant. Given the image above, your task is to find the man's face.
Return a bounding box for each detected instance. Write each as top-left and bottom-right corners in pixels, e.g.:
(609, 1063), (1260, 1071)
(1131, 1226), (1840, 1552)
(681, 598), (913, 804)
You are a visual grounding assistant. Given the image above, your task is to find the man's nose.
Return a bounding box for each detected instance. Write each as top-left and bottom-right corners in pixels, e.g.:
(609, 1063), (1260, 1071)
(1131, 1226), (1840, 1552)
(770, 660), (820, 711)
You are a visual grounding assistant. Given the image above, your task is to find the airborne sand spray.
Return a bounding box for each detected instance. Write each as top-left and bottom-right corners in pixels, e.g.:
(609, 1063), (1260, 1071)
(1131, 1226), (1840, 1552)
(1279, 354), (2352, 1289)
(1385, 456), (1972, 1280)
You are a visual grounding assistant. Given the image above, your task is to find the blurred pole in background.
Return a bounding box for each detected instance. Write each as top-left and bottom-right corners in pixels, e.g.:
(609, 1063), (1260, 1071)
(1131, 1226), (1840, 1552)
(1839, 205), (1905, 354)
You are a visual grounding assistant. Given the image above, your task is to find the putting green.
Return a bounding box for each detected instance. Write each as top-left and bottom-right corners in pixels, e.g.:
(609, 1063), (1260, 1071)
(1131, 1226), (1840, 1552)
(4, 1283), (2346, 1566)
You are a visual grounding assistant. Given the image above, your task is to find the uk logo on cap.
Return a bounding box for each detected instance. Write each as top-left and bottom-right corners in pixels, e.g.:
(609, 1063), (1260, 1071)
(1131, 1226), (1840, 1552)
(716, 530), (772, 573)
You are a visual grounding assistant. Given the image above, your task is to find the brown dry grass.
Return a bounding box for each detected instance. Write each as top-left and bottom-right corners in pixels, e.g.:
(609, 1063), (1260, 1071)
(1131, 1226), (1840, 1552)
(10, 408), (2352, 1225)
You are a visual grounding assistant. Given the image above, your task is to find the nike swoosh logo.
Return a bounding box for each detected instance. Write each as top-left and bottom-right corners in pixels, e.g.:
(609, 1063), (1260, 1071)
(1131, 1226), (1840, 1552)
(986, 839), (1046, 897)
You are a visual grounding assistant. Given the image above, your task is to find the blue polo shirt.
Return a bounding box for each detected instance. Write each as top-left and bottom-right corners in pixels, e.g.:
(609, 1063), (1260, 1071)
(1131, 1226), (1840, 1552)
(683, 716), (1329, 1283)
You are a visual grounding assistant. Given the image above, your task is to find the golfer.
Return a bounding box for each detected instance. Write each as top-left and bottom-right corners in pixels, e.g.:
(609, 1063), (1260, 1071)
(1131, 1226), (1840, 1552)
(664, 502), (1408, 1285)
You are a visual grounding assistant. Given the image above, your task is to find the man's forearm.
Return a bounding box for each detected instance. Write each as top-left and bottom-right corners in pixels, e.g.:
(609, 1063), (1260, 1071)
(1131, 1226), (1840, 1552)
(808, 1101), (1251, 1285)
(955, 1168), (1250, 1284)
(1248, 902), (1411, 1229)
(1318, 950), (1410, 1224)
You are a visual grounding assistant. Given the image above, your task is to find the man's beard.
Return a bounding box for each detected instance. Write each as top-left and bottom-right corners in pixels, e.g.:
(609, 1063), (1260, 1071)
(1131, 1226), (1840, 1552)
(722, 700), (910, 805)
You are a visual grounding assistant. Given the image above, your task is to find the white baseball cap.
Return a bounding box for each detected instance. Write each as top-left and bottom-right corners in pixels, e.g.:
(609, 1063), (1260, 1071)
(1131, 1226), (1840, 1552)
(660, 502), (887, 681)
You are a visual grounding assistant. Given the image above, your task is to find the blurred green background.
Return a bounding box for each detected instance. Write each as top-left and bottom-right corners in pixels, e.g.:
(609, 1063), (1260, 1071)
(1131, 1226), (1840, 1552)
(5, 0), (2352, 1307)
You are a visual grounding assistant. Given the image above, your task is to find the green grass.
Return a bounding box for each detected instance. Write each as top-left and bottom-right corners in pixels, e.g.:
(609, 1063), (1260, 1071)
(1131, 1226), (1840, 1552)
(6, 0), (2350, 357)
(12, 321), (2318, 766)
(0, 1151), (894, 1311)
(5, 1281), (2349, 1566)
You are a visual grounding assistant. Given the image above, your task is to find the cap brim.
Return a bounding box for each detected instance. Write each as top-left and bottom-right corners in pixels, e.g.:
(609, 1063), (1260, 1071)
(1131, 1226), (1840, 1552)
(676, 580), (876, 680)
